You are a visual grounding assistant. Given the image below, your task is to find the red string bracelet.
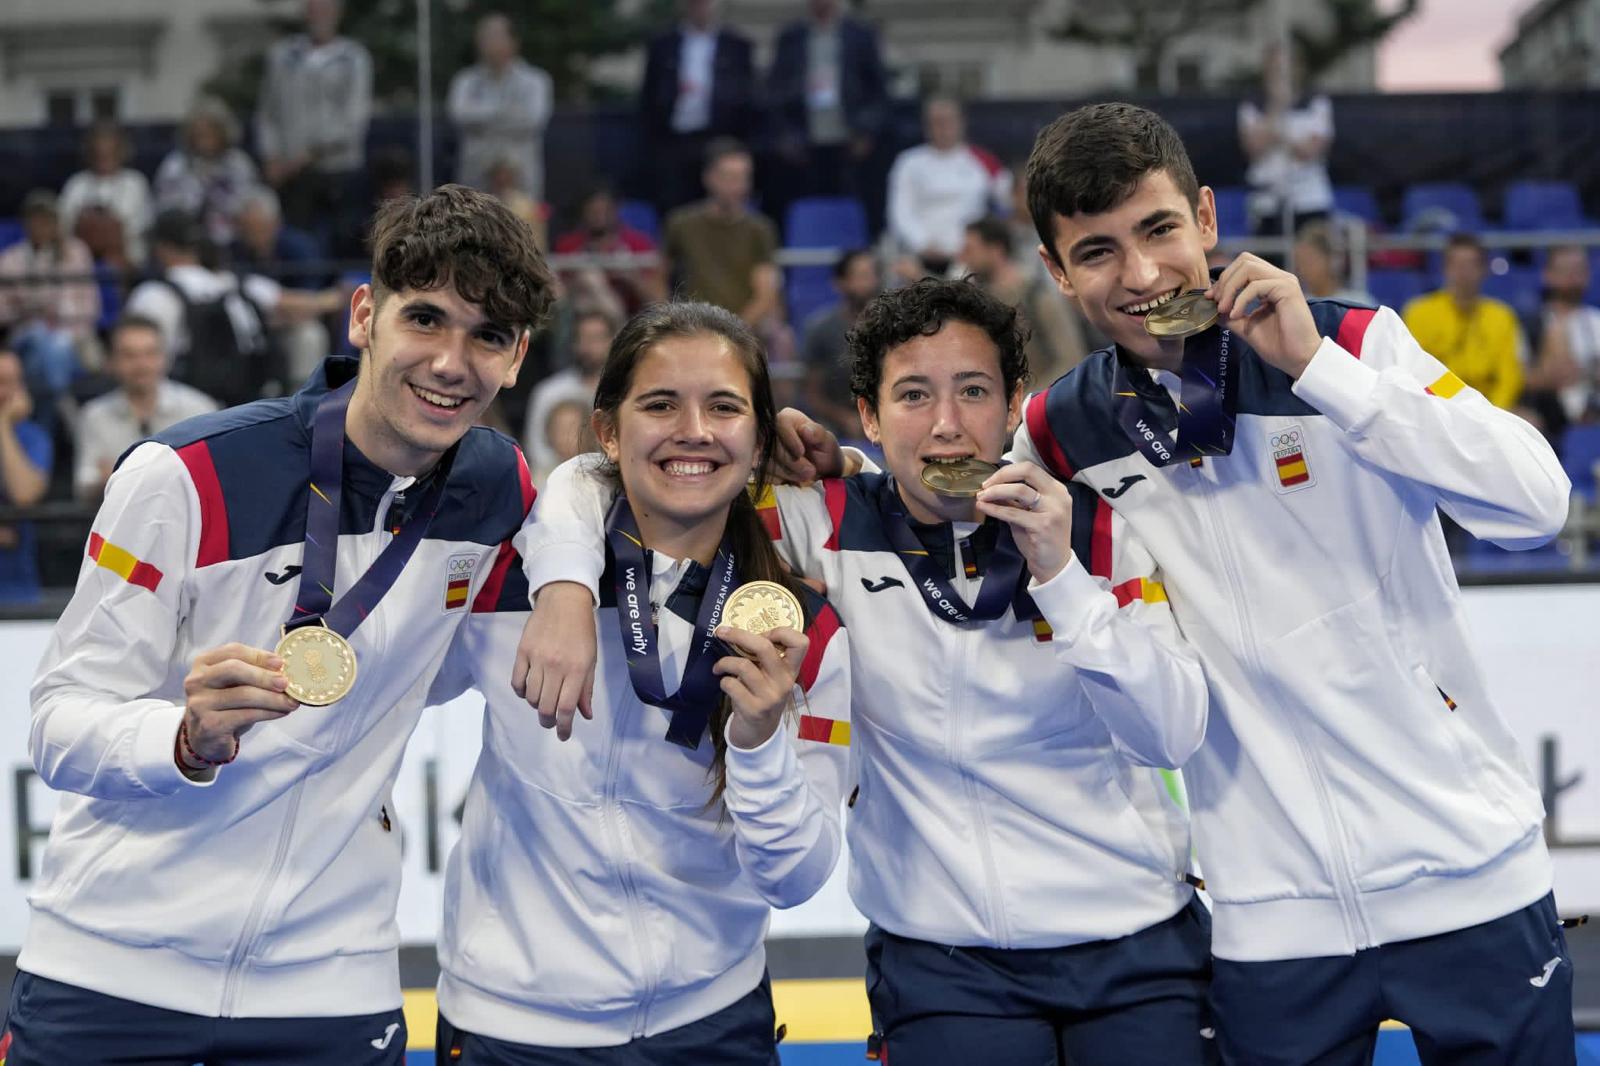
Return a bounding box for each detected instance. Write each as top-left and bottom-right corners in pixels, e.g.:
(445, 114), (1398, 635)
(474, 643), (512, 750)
(178, 719), (239, 769)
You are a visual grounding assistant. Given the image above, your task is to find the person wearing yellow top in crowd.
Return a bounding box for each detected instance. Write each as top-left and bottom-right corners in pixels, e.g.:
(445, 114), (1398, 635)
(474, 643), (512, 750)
(1402, 233), (1527, 410)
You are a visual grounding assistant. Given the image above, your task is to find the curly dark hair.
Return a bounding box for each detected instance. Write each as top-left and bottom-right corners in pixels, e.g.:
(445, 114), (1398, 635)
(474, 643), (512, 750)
(847, 277), (1030, 410)
(1026, 102), (1199, 268)
(368, 183), (556, 337)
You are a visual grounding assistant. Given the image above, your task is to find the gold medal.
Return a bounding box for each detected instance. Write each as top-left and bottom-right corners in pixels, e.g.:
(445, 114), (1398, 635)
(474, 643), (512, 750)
(1144, 290), (1220, 338)
(275, 623), (359, 706)
(920, 458), (999, 498)
(722, 581), (805, 649)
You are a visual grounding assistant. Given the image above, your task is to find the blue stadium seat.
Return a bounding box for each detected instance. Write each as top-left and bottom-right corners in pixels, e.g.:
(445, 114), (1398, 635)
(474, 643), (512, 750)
(1562, 424), (1600, 503)
(617, 199), (660, 241)
(1210, 186), (1250, 238)
(782, 198), (867, 328)
(1332, 185), (1380, 226)
(0, 217), (22, 251)
(1503, 180), (1585, 231)
(1401, 183), (1482, 234)
(1481, 264), (1544, 320)
(1366, 268), (1428, 311)
(784, 197), (869, 249)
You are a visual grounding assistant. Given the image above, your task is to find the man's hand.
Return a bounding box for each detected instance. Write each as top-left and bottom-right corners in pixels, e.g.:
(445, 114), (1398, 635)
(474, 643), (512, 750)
(180, 643), (300, 767)
(0, 387), (32, 426)
(1207, 253), (1323, 379)
(774, 408), (851, 484)
(974, 461), (1076, 583)
(512, 581), (597, 741)
(715, 625), (808, 750)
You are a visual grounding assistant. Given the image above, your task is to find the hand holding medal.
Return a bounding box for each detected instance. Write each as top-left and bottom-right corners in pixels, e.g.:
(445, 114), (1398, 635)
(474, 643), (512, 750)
(177, 642), (302, 774)
(1206, 252), (1322, 379)
(973, 460), (1076, 583)
(715, 581), (809, 750)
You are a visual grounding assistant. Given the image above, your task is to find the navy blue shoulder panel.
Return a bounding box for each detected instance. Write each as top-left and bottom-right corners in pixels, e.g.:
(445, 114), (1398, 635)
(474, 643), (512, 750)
(832, 473), (900, 553)
(1033, 347), (1137, 475)
(428, 426), (532, 547)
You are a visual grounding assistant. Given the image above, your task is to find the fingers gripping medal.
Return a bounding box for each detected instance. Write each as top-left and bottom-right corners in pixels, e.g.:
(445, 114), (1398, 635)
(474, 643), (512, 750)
(722, 581), (804, 658)
(920, 458), (1000, 498)
(276, 622), (358, 706)
(1143, 290), (1219, 339)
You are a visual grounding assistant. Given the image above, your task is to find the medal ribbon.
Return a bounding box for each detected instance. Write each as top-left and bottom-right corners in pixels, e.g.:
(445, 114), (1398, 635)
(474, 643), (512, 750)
(605, 494), (738, 750)
(288, 379), (457, 637)
(1113, 322), (1238, 468)
(877, 477), (1035, 625)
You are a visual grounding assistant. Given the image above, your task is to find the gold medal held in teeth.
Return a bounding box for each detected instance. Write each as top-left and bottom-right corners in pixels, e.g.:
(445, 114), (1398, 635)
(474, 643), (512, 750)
(1144, 290), (1220, 339)
(275, 623), (358, 706)
(722, 581), (805, 651)
(920, 458), (999, 498)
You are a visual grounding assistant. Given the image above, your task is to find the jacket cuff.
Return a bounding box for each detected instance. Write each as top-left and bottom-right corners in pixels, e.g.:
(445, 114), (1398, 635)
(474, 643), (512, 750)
(519, 532), (604, 603)
(1291, 336), (1382, 435)
(135, 703), (215, 793)
(723, 717), (798, 797)
(1026, 554), (1104, 646)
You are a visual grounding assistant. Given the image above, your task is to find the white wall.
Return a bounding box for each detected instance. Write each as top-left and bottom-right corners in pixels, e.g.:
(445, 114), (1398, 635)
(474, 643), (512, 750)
(0, 583), (1596, 949)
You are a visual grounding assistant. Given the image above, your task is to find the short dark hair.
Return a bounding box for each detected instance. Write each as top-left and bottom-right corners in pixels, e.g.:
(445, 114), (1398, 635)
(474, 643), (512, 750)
(1026, 102), (1200, 267)
(368, 183), (556, 335)
(1444, 232), (1486, 259)
(965, 216), (1012, 256)
(572, 306), (621, 335)
(847, 277), (1030, 410)
(110, 312), (166, 347)
(832, 248), (874, 281)
(151, 208), (204, 252)
(704, 137), (750, 170)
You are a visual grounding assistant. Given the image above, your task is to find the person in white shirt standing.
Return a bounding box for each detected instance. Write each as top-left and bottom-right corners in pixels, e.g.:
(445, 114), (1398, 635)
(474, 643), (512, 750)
(58, 120), (154, 267)
(448, 12), (554, 201)
(887, 96), (1011, 278)
(1237, 40), (1333, 237)
(74, 313), (219, 502)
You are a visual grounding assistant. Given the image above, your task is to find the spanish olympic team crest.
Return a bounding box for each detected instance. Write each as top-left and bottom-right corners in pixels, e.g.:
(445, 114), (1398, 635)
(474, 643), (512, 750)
(444, 553), (477, 612)
(1270, 425), (1315, 493)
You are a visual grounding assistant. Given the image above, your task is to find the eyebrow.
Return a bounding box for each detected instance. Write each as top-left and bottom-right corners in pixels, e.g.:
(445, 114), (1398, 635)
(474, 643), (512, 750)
(1067, 208), (1184, 261)
(633, 387), (751, 404)
(889, 369), (996, 389)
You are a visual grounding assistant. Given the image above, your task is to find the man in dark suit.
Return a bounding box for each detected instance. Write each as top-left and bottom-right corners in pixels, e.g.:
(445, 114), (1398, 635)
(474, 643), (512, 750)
(767, 0), (889, 225)
(639, 0), (757, 214)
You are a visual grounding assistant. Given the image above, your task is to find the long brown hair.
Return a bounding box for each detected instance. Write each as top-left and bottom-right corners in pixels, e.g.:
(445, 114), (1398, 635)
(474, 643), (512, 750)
(592, 302), (811, 803)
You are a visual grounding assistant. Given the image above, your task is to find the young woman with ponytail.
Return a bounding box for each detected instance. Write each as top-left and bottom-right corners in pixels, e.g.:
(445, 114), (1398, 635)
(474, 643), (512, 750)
(428, 302), (853, 1064)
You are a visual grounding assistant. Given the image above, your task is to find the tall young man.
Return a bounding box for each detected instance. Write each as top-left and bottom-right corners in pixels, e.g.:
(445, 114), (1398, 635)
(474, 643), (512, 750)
(7, 185), (554, 1066)
(1015, 103), (1573, 1065)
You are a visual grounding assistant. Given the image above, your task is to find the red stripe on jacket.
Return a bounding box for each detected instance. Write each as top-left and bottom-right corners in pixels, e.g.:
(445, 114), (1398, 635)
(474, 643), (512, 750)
(176, 441), (230, 567)
(1024, 392), (1075, 480)
(1335, 308), (1377, 359)
(796, 602), (842, 693)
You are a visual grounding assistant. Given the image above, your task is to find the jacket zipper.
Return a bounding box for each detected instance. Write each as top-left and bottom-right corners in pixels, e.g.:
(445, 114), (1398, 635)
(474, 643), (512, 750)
(602, 692), (659, 1038)
(1193, 467), (1372, 948)
(219, 780), (307, 1015)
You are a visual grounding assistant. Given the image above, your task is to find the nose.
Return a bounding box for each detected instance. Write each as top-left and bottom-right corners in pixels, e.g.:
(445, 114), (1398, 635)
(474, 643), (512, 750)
(427, 330), (471, 382)
(930, 393), (963, 440)
(1121, 243), (1162, 295)
(674, 404), (714, 443)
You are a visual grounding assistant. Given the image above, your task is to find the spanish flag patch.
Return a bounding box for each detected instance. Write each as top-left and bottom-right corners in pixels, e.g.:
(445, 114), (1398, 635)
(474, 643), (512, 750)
(87, 533), (163, 592)
(798, 714), (851, 746)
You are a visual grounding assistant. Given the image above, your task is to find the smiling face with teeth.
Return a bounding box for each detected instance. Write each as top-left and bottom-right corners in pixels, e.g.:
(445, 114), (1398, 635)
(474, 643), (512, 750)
(594, 332), (762, 565)
(344, 283), (529, 477)
(1039, 169), (1218, 368)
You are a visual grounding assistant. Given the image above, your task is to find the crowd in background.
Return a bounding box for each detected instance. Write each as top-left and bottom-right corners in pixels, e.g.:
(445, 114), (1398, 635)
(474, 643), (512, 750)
(1, 0), (1599, 605)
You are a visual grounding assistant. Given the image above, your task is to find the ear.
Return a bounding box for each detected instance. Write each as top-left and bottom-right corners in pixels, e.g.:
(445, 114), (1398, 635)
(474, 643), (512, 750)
(346, 284), (375, 350)
(856, 395), (881, 445)
(502, 328), (531, 389)
(591, 410), (620, 463)
(1040, 244), (1076, 301)
(1195, 186), (1219, 255)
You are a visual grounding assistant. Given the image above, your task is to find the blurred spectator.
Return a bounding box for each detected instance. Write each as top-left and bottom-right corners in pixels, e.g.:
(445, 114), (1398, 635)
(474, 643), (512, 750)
(1293, 222), (1376, 304)
(1239, 41), (1333, 237)
(126, 210), (340, 408)
(484, 157), (548, 247)
(0, 191), (101, 417)
(369, 147), (416, 205)
(768, 0), (889, 209)
(0, 346), (51, 605)
(663, 139), (781, 328)
(553, 184), (667, 314)
(800, 248), (878, 438)
(960, 217), (1088, 387)
(1402, 233), (1525, 411)
(1522, 244), (1600, 433)
(640, 0), (756, 213)
(256, 0), (373, 256)
(153, 97), (261, 248)
(75, 314), (218, 502)
(888, 97), (1011, 278)
(449, 13), (553, 201)
(523, 307), (615, 480)
(230, 187), (335, 386)
(58, 121), (154, 267)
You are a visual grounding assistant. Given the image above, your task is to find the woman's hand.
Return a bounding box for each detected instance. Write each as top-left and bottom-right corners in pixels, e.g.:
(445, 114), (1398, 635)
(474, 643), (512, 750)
(714, 625), (809, 750)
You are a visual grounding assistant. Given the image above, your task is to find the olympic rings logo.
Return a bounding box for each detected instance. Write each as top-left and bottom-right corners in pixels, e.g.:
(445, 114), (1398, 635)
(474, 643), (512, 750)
(1270, 431), (1302, 447)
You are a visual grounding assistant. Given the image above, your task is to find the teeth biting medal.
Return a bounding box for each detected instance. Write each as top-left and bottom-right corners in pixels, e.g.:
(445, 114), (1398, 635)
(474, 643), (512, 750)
(920, 458), (1000, 498)
(1144, 290), (1219, 338)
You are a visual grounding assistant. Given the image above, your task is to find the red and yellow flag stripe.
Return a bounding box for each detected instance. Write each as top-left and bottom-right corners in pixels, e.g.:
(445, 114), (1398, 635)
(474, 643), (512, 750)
(798, 714), (851, 746)
(87, 533), (164, 593)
